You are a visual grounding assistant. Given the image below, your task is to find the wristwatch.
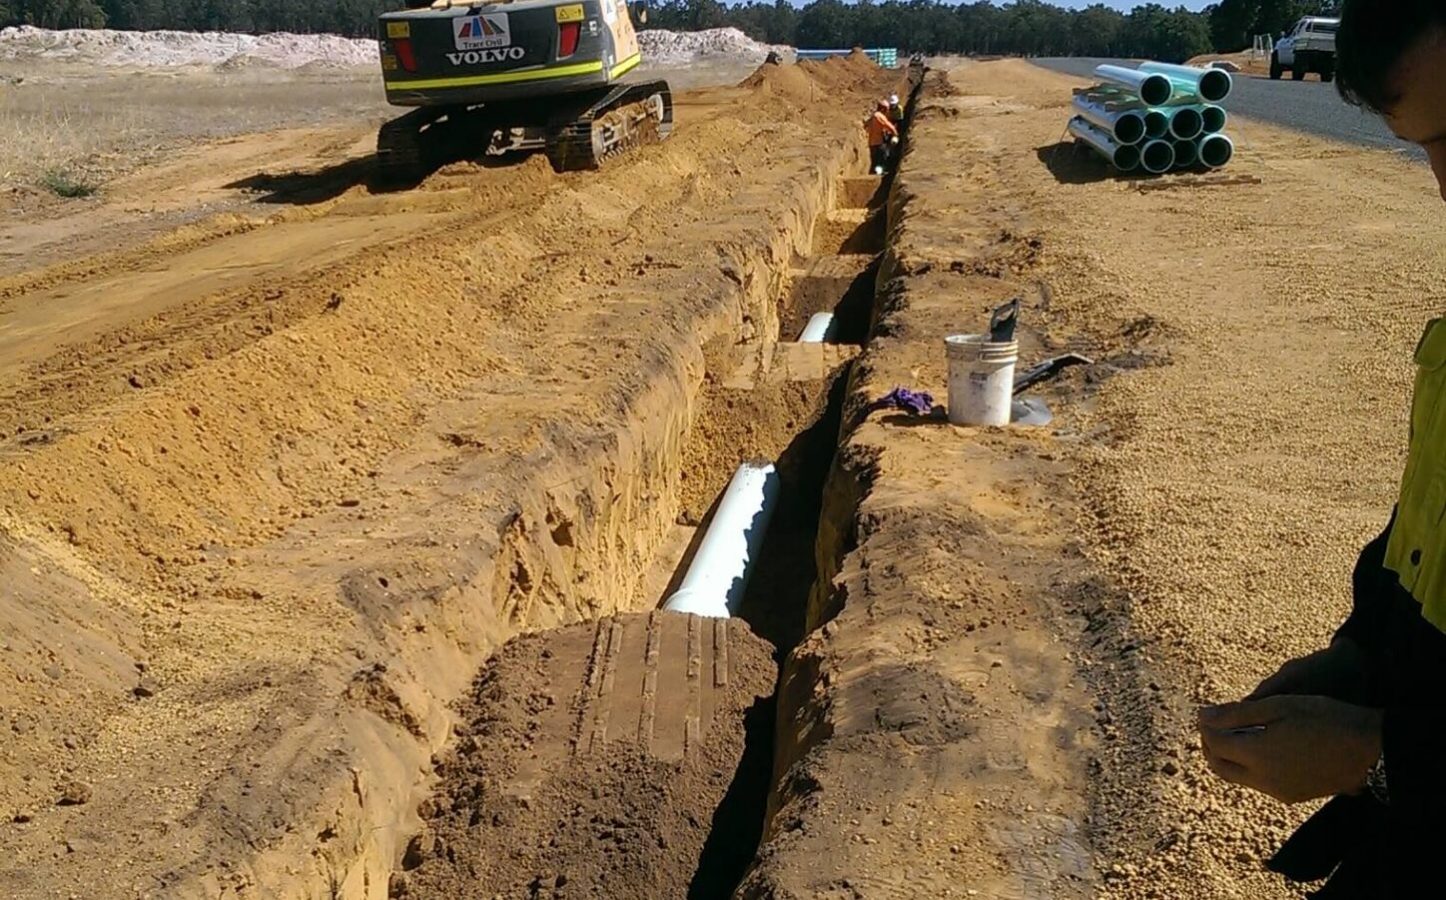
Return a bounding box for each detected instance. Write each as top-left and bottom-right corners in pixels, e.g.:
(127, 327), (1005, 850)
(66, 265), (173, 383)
(1365, 754), (1390, 805)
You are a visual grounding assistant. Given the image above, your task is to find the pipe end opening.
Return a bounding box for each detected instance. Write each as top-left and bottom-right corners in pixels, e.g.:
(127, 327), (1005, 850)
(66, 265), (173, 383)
(1200, 70), (1232, 102)
(1144, 111), (1169, 140)
(1114, 144), (1142, 172)
(1142, 140), (1175, 174)
(1170, 108), (1204, 141)
(1172, 140), (1198, 169)
(1141, 75), (1171, 107)
(1115, 113), (1146, 146)
(1200, 135), (1234, 169)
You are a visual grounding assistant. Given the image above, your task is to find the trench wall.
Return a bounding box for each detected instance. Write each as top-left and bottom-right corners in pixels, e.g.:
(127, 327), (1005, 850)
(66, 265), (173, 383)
(233, 137), (873, 899)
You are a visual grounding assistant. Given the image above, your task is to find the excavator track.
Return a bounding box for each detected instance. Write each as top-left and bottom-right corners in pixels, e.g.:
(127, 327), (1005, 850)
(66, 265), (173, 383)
(376, 107), (432, 182)
(375, 80), (673, 182)
(545, 80), (674, 172)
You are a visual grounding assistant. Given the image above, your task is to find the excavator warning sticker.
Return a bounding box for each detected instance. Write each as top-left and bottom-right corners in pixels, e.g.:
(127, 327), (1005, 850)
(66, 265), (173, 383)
(453, 13), (510, 51)
(555, 4), (584, 22)
(386, 21), (410, 38)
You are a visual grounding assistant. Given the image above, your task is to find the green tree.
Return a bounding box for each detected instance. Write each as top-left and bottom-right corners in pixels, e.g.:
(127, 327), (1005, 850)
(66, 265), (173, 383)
(1209, 0), (1258, 51)
(1072, 4), (1125, 56)
(15, 0), (107, 27)
(794, 0), (854, 48)
(1254, 0), (1312, 38)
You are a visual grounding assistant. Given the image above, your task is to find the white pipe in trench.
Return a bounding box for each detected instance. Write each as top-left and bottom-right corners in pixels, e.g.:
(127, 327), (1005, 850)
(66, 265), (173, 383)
(799, 312), (836, 343)
(663, 461), (781, 618)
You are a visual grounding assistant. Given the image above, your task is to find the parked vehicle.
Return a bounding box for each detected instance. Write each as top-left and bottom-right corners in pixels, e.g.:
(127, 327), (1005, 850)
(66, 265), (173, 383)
(1271, 16), (1339, 82)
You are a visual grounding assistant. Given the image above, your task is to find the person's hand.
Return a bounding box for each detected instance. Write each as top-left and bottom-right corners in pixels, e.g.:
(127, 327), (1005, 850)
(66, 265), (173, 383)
(1248, 639), (1367, 702)
(1198, 695), (1383, 804)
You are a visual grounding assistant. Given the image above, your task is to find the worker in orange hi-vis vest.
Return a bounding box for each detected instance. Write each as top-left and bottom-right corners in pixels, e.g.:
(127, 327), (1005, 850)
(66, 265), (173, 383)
(864, 100), (899, 175)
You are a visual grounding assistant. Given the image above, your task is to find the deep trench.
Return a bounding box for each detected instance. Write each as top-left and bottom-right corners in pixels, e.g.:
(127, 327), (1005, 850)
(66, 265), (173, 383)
(399, 114), (907, 900)
(675, 174), (890, 899)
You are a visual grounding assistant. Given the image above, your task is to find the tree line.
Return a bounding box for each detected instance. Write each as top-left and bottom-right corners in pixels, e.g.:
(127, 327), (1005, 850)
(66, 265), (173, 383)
(0, 0), (1343, 62)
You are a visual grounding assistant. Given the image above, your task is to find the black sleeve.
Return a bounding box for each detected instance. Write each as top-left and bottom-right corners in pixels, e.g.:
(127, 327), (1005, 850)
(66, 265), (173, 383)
(1382, 707), (1446, 842)
(1334, 512), (1397, 658)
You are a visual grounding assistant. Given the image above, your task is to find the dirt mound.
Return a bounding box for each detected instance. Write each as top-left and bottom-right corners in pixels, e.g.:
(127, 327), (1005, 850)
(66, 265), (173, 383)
(800, 51), (889, 95)
(0, 25), (375, 69)
(741, 53), (886, 107)
(740, 59), (818, 103)
(399, 613), (776, 899)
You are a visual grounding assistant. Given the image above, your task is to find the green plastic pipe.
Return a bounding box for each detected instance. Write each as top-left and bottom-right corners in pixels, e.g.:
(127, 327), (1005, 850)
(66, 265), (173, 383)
(1068, 117), (1142, 172)
(1202, 104), (1227, 134)
(1139, 61), (1232, 103)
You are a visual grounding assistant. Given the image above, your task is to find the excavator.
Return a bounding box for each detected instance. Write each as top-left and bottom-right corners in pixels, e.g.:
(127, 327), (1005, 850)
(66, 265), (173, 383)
(374, 0), (674, 178)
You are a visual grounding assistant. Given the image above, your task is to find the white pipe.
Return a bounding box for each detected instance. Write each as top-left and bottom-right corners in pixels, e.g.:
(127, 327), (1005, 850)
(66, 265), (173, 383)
(1070, 96), (1145, 145)
(799, 312), (835, 343)
(1140, 139), (1176, 175)
(1202, 104), (1227, 134)
(1165, 105), (1204, 141)
(1093, 64), (1173, 106)
(663, 462), (780, 618)
(1138, 61), (1232, 102)
(1068, 117), (1141, 172)
(1199, 133), (1234, 169)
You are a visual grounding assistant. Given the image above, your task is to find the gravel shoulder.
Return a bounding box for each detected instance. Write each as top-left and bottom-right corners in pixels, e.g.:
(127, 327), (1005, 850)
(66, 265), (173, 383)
(924, 59), (1444, 898)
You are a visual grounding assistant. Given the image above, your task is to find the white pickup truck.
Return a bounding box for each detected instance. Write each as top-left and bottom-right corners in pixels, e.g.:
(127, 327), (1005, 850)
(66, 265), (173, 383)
(1271, 16), (1340, 82)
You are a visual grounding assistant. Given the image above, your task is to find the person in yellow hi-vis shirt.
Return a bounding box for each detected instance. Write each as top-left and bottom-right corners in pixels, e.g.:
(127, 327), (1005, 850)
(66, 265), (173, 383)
(1198, 1), (1446, 895)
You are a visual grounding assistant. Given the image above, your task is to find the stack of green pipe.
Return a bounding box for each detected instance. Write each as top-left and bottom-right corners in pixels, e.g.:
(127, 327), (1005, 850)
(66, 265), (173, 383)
(1069, 61), (1236, 174)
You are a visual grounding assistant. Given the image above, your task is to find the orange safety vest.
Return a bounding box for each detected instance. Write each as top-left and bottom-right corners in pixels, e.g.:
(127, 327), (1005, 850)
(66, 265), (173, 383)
(865, 111), (898, 147)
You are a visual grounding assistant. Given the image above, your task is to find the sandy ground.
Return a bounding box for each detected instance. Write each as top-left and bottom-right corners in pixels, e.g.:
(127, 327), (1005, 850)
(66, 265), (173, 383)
(3, 43), (1440, 900)
(729, 57), (1446, 900)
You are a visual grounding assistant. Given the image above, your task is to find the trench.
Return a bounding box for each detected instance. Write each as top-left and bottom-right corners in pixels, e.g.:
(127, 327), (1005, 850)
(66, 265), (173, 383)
(396, 159), (893, 899)
(675, 176), (887, 899)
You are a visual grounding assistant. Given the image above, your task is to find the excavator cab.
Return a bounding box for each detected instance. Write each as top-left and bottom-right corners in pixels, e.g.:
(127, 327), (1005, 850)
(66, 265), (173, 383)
(375, 0), (672, 178)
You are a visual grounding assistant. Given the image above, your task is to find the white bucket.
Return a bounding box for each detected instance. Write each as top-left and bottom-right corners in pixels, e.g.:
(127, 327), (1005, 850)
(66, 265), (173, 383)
(945, 334), (1018, 426)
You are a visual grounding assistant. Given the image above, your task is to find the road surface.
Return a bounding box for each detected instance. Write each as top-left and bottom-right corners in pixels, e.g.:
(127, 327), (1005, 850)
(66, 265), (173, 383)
(1033, 56), (1424, 160)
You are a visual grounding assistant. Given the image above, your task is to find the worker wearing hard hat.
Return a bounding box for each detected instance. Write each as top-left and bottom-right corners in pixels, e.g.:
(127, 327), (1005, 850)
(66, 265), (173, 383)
(1198, 1), (1446, 896)
(887, 93), (904, 126)
(864, 100), (899, 175)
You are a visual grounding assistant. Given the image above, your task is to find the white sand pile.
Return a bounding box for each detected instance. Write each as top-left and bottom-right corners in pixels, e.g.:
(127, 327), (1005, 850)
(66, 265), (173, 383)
(0, 25), (376, 69)
(0, 25), (790, 72)
(638, 28), (790, 65)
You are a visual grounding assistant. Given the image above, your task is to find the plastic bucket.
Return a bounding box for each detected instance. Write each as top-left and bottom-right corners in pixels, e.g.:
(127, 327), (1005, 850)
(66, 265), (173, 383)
(945, 334), (1018, 426)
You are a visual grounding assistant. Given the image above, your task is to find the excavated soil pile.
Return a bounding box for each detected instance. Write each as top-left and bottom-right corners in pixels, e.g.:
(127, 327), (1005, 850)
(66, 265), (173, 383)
(743, 51), (885, 107)
(400, 613), (775, 899)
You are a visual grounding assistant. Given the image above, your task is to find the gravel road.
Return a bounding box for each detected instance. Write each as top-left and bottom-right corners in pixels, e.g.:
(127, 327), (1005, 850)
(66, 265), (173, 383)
(1033, 56), (1424, 160)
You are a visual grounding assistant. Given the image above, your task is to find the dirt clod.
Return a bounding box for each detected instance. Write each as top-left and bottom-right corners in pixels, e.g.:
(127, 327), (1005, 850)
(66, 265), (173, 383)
(56, 781), (91, 806)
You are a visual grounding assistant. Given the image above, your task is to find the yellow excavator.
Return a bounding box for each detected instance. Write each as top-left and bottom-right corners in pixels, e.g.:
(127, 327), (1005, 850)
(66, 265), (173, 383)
(375, 0), (674, 177)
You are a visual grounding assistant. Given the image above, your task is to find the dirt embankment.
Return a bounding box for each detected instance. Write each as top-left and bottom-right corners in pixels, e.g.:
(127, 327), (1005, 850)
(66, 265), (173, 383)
(753, 56), (1444, 900)
(744, 54), (1446, 900)
(742, 67), (1102, 900)
(0, 55), (894, 898)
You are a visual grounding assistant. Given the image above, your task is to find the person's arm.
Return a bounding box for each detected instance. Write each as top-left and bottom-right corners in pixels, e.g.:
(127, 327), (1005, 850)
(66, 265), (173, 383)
(1332, 513), (1395, 659)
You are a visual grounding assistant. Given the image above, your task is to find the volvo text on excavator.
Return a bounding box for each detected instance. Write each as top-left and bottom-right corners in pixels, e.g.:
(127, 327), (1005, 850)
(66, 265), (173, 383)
(375, 0), (674, 178)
